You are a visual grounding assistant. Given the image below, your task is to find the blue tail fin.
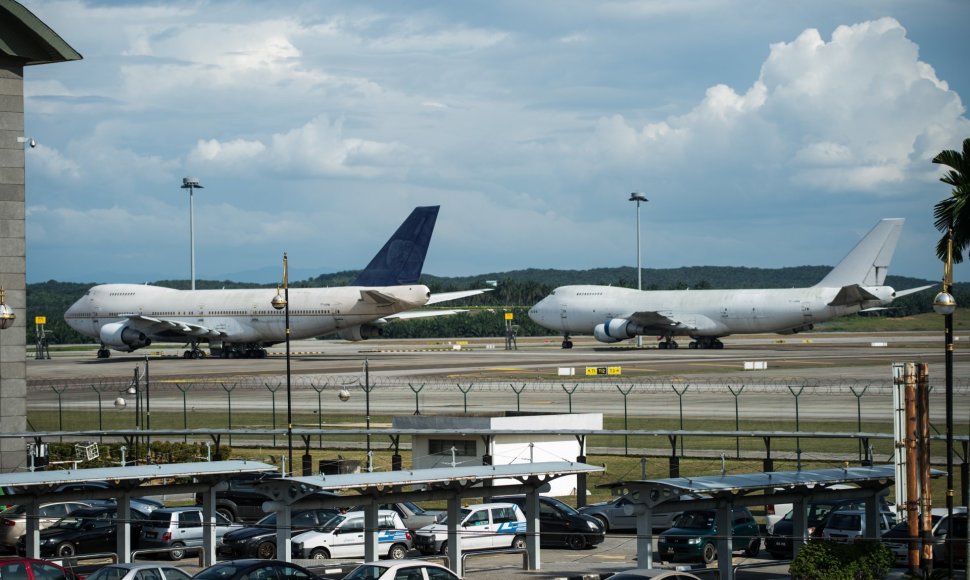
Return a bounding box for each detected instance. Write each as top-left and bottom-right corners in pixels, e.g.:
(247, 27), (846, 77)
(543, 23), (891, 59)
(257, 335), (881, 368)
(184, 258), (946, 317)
(352, 206), (439, 286)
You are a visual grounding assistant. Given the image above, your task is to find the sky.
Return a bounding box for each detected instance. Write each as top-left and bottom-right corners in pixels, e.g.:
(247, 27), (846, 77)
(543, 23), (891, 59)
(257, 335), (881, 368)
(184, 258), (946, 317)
(19, 0), (970, 285)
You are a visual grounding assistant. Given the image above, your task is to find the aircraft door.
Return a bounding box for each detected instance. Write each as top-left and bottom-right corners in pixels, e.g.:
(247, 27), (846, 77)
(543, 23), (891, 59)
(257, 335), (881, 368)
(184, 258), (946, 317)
(559, 303), (568, 330)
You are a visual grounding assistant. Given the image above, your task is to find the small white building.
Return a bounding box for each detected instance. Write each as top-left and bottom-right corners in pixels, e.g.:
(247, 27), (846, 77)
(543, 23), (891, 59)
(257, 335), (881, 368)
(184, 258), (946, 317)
(392, 413), (602, 496)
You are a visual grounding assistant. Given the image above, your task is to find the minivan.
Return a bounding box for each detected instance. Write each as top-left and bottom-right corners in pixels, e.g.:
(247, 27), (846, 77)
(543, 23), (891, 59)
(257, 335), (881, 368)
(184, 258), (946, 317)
(491, 495), (604, 549)
(291, 509), (411, 560)
(140, 507), (240, 559)
(821, 509), (892, 542)
(413, 503), (527, 555)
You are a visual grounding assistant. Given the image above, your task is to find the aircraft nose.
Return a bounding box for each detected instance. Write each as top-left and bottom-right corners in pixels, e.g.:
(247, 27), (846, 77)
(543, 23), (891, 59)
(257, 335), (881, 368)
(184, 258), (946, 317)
(528, 297), (548, 324)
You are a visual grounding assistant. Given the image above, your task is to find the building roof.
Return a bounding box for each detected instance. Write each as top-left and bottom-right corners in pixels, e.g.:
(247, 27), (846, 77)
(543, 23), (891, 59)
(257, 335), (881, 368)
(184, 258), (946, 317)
(0, 460), (276, 488)
(0, 0), (82, 65)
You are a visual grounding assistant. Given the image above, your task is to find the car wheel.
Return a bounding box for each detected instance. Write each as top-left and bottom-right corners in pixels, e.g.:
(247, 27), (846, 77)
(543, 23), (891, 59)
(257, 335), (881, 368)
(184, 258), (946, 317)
(310, 547), (331, 559)
(702, 542), (717, 564)
(511, 535), (526, 550)
(566, 534), (586, 550)
(168, 542), (186, 560)
(256, 540), (276, 559)
(438, 541), (448, 555)
(745, 537), (761, 557)
(56, 542), (75, 557)
(216, 507), (235, 523)
(388, 543), (408, 560)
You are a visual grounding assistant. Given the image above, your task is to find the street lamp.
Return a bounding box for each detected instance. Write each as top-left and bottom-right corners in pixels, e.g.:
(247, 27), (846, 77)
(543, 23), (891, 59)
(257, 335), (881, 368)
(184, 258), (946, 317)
(932, 226), (957, 577)
(180, 177), (204, 290)
(629, 192), (648, 348)
(271, 253), (293, 475)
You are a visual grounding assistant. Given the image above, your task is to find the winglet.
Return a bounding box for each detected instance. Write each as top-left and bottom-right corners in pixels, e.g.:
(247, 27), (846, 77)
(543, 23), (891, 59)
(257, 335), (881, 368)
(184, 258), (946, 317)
(352, 206), (440, 286)
(815, 219), (904, 288)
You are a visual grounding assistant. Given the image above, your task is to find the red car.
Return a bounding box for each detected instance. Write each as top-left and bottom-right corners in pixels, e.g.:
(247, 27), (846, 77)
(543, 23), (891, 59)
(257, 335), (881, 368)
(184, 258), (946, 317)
(0, 557), (79, 580)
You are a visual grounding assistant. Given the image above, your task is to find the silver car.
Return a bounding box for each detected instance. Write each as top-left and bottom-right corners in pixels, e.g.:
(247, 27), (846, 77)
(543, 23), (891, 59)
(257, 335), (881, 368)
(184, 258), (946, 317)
(83, 563), (192, 580)
(579, 494), (697, 531)
(140, 507), (240, 560)
(0, 501), (90, 551)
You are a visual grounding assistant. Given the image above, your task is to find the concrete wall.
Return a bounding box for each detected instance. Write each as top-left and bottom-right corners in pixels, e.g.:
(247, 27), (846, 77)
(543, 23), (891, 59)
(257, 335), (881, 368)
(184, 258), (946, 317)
(0, 62), (26, 473)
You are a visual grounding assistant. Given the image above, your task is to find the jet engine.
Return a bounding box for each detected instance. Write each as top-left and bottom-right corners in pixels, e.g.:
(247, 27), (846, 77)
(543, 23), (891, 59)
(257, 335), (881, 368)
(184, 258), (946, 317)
(593, 319), (643, 343)
(99, 322), (151, 351)
(337, 324), (384, 342)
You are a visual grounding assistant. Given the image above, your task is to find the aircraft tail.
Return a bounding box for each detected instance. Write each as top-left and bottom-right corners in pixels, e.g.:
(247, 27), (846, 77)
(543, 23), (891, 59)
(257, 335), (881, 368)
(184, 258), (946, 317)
(352, 206), (439, 286)
(815, 218), (904, 288)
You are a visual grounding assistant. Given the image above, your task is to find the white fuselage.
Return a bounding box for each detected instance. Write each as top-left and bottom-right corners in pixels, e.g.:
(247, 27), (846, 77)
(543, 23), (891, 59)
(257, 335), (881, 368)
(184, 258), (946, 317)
(528, 284), (896, 339)
(65, 283), (431, 347)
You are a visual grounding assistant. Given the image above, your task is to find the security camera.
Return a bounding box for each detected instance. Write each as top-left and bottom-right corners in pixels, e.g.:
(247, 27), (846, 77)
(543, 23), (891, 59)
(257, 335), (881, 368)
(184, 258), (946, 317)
(28, 139), (36, 148)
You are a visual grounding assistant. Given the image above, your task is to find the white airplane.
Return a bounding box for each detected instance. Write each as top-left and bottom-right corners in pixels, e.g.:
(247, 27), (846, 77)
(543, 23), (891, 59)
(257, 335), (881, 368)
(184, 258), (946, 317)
(528, 218), (934, 349)
(65, 206), (485, 359)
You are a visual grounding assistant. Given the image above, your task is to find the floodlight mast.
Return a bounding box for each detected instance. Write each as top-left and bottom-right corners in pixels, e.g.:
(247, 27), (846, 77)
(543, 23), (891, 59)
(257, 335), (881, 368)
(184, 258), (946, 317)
(180, 177), (204, 290)
(628, 192), (648, 348)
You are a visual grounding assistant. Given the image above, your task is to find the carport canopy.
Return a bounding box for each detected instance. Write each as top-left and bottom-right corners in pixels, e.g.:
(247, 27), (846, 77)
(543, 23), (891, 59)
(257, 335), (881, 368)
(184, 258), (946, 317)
(604, 464), (920, 580)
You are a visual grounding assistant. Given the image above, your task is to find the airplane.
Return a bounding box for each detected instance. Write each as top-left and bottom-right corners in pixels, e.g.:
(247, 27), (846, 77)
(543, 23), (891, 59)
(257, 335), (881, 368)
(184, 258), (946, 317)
(65, 206), (485, 359)
(528, 218), (934, 349)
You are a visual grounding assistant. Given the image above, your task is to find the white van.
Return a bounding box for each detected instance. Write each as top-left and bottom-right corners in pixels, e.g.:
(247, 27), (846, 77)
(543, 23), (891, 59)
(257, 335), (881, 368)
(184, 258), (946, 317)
(413, 502), (527, 555)
(291, 510), (411, 560)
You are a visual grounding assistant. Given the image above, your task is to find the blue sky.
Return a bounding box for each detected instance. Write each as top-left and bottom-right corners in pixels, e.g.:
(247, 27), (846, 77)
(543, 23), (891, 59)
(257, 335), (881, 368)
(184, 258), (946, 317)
(20, 0), (970, 285)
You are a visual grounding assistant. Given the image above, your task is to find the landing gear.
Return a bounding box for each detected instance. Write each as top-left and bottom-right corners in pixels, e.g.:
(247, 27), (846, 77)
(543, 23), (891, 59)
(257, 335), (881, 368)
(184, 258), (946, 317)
(220, 344), (268, 358)
(689, 337), (724, 349)
(182, 342), (207, 359)
(96, 345), (110, 359)
(658, 336), (679, 349)
(561, 334), (574, 349)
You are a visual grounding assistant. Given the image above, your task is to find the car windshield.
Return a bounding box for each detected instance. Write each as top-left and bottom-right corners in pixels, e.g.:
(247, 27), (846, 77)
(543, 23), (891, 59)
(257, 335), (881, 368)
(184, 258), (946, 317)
(85, 566), (134, 580)
(401, 501), (426, 515)
(52, 516), (89, 530)
(782, 503), (837, 522)
(544, 498), (579, 516)
(192, 562), (255, 580)
(254, 513), (278, 527)
(439, 508), (473, 525)
(343, 564), (391, 580)
(317, 514), (347, 532)
(673, 511), (715, 530)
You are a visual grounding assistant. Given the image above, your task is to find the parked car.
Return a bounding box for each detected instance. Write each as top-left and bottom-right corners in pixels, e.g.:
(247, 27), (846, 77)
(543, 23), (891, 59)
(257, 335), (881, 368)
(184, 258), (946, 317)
(52, 482), (163, 514)
(578, 494), (697, 532)
(342, 559), (460, 580)
(17, 506), (151, 557)
(291, 509), (411, 560)
(491, 495), (605, 549)
(0, 502), (91, 552)
(413, 502), (527, 556)
(190, 559), (329, 580)
(195, 474), (338, 523)
(0, 557), (79, 580)
(942, 513), (968, 566)
(600, 569), (703, 579)
(140, 507), (241, 560)
(84, 563), (193, 580)
(881, 507), (966, 565)
(809, 497), (897, 538)
(821, 509), (892, 541)
(765, 500), (847, 557)
(352, 503), (441, 532)
(217, 508), (339, 560)
(657, 507), (761, 564)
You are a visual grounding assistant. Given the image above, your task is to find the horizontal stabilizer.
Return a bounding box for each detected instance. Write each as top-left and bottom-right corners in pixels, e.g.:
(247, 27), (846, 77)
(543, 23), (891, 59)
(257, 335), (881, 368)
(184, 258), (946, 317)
(894, 284), (935, 299)
(386, 309), (467, 320)
(426, 288), (493, 305)
(359, 289), (399, 306)
(828, 284), (881, 307)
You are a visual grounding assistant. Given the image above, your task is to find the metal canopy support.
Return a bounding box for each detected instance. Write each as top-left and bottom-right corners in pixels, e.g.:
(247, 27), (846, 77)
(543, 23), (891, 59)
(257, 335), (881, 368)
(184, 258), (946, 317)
(276, 506), (292, 563)
(634, 502), (653, 568)
(524, 488), (540, 570)
(791, 496), (807, 559)
(201, 486), (218, 567)
(116, 493), (132, 563)
(716, 500), (735, 580)
(447, 495), (462, 577)
(23, 497), (40, 559)
(364, 503), (379, 562)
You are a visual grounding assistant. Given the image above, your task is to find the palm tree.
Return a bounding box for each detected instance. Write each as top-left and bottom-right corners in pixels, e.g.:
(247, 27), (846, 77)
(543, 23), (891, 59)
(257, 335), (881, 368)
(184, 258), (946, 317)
(932, 137), (970, 263)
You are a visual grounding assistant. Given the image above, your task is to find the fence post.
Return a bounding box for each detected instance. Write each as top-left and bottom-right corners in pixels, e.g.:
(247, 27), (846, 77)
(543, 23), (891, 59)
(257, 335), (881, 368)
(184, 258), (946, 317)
(561, 383), (578, 413)
(90, 384), (103, 443)
(265, 382), (281, 447)
(408, 383), (426, 415)
(510, 383), (526, 413)
(616, 385), (634, 455)
(728, 385), (745, 458)
(457, 383), (474, 414)
(176, 383), (193, 442)
(671, 384), (690, 456)
(850, 384), (870, 461)
(221, 382), (237, 445)
(310, 382), (326, 448)
(50, 385), (66, 441)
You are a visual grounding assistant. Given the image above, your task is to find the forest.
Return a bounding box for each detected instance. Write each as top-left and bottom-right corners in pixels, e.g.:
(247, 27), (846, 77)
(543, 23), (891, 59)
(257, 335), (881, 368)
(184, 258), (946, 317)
(24, 265), (959, 345)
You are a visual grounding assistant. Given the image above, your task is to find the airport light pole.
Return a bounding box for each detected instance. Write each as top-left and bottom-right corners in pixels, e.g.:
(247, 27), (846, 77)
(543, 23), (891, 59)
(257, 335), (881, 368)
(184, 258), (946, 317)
(932, 225), (957, 577)
(271, 254), (293, 475)
(180, 177), (204, 290)
(629, 192), (648, 348)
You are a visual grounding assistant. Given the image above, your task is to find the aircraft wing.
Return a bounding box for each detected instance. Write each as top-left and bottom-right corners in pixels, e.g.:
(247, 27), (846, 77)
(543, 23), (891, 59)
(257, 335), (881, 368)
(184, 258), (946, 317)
(627, 311), (725, 333)
(827, 284), (882, 307)
(125, 314), (227, 338)
(426, 288), (493, 305)
(384, 309), (467, 321)
(358, 289), (400, 306)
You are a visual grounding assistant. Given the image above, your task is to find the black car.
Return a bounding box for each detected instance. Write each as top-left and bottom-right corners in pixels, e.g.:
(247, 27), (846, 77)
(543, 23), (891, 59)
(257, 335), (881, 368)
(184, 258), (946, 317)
(53, 481), (164, 514)
(17, 505), (151, 557)
(490, 495), (605, 549)
(217, 508), (339, 559)
(191, 559), (328, 580)
(197, 474), (340, 523)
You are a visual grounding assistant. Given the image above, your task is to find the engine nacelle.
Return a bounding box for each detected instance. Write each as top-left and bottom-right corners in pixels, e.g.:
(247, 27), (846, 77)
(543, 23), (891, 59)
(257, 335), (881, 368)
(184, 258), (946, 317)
(99, 322), (151, 352)
(593, 318), (642, 344)
(777, 323), (814, 335)
(337, 324), (384, 342)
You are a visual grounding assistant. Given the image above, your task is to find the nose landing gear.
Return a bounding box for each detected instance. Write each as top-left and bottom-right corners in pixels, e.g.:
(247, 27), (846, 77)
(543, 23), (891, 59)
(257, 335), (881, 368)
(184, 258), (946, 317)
(561, 334), (574, 349)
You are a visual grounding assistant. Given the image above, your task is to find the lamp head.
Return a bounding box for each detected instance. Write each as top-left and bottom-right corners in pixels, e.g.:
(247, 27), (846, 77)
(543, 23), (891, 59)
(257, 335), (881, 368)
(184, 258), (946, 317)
(629, 192), (648, 203)
(271, 288), (287, 310)
(181, 177), (203, 189)
(933, 291), (957, 316)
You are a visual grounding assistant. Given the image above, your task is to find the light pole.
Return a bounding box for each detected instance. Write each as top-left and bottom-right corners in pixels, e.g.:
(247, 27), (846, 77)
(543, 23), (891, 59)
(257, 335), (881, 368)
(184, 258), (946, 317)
(180, 177), (204, 290)
(932, 225), (957, 577)
(629, 192), (648, 348)
(271, 253), (293, 475)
